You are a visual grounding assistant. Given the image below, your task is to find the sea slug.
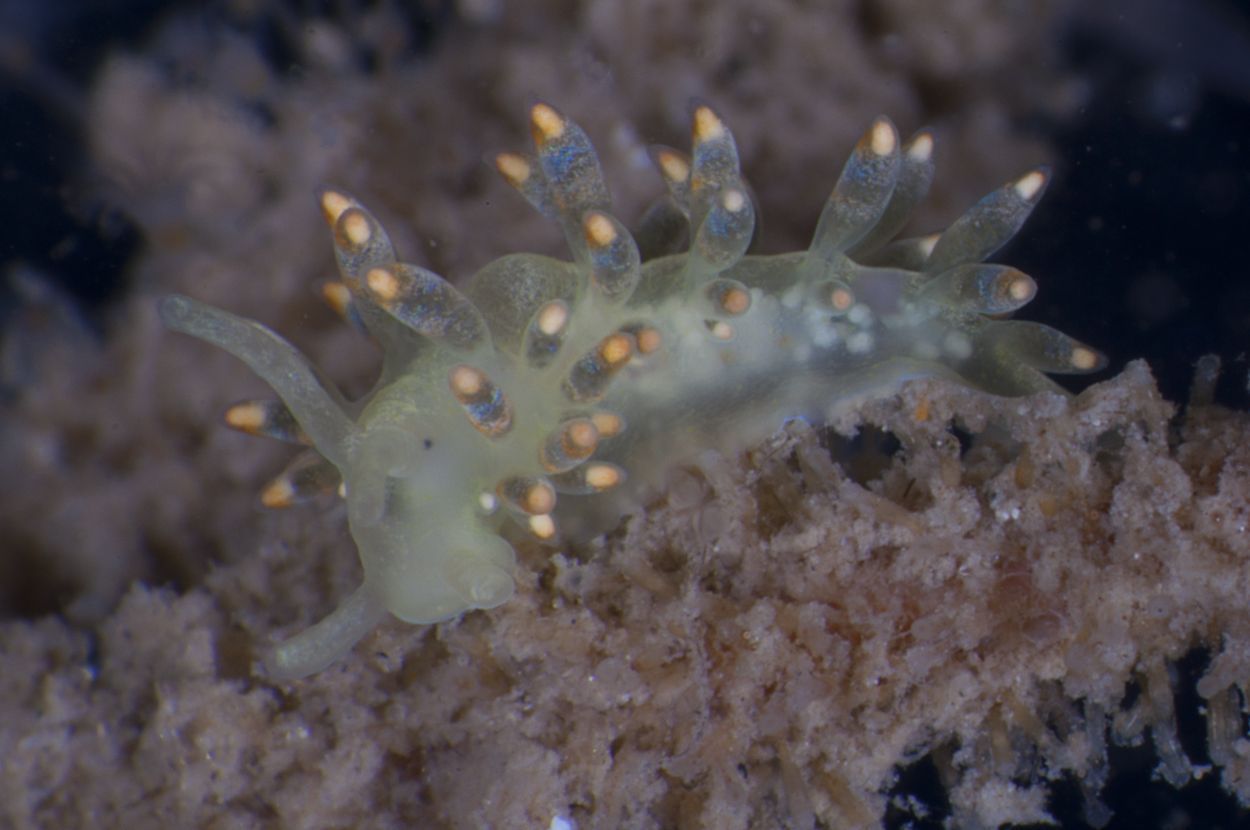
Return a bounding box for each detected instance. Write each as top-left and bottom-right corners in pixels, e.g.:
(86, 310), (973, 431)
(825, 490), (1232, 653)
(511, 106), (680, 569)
(160, 103), (1104, 679)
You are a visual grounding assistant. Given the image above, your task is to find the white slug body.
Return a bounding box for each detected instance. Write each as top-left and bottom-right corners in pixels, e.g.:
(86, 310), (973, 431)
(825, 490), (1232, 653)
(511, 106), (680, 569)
(160, 104), (1104, 678)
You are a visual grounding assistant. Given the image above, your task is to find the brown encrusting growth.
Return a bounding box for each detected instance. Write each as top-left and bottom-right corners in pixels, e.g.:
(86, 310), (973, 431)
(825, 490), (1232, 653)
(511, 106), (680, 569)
(6, 361), (1250, 828)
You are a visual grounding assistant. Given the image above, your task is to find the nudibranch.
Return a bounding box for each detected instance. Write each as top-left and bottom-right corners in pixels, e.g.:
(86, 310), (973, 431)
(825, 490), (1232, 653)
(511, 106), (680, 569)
(161, 103), (1104, 679)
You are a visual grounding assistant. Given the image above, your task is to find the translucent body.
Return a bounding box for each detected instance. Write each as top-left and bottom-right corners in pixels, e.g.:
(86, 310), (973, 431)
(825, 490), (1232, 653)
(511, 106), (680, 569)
(161, 104), (1103, 678)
